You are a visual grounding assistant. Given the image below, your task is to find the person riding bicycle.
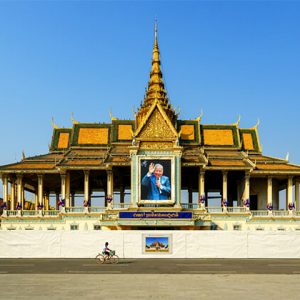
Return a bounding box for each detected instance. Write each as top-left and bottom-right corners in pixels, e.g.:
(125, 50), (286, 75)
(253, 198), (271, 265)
(103, 242), (111, 259)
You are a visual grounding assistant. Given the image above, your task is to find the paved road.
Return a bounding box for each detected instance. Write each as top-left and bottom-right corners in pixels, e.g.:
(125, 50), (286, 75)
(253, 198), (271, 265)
(1, 258), (300, 274)
(2, 259), (300, 300)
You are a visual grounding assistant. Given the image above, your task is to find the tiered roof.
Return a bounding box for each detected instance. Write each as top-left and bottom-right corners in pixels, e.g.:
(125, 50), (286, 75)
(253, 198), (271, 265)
(1, 25), (300, 175)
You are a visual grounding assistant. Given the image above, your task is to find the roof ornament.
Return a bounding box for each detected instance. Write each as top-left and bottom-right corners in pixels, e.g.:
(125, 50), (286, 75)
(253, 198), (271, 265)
(22, 150), (26, 160)
(175, 106), (181, 118)
(132, 106), (137, 118)
(196, 110), (203, 123)
(154, 19), (158, 45)
(285, 152), (289, 162)
(233, 114), (241, 126)
(71, 112), (78, 124)
(252, 118), (260, 129)
(51, 117), (58, 129)
(109, 110), (118, 121)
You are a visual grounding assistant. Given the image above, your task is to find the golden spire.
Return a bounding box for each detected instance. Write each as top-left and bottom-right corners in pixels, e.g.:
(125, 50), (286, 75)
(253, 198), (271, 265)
(136, 22), (176, 126)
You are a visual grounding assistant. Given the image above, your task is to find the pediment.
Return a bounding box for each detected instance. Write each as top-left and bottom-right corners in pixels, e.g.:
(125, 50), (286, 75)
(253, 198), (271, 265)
(136, 104), (178, 140)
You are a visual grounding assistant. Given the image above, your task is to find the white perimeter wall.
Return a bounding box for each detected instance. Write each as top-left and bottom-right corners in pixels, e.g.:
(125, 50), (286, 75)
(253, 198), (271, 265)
(1, 231), (300, 258)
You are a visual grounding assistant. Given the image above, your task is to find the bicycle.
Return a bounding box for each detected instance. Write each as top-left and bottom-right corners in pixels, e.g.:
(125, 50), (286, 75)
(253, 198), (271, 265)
(95, 250), (119, 264)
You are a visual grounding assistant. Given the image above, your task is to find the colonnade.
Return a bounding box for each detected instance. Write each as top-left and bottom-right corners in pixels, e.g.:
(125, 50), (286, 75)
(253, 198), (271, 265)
(1, 171), (300, 210)
(196, 169), (300, 210)
(1, 170), (115, 211)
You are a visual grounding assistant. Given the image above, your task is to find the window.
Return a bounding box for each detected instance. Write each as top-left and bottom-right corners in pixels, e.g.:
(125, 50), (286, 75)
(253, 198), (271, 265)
(94, 225), (101, 230)
(277, 227), (285, 231)
(233, 225), (241, 231)
(70, 224), (79, 230)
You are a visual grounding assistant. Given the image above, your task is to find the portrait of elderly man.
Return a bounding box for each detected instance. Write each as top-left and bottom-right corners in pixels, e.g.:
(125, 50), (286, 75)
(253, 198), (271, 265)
(141, 162), (171, 200)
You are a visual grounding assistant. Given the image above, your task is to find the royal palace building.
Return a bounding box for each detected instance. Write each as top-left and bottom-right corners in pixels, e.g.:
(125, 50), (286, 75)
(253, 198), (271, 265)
(1, 26), (300, 232)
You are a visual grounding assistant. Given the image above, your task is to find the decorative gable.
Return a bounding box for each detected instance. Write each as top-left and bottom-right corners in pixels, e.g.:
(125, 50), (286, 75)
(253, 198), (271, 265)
(137, 106), (177, 140)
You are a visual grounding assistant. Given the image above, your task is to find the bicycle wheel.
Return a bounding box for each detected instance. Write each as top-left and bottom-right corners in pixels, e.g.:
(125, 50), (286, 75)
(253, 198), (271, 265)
(95, 254), (105, 264)
(110, 255), (119, 264)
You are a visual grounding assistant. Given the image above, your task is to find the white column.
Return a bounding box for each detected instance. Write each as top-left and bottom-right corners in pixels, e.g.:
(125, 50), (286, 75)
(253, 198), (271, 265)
(198, 169), (205, 208)
(2, 175), (8, 203)
(17, 175), (22, 209)
(107, 170), (114, 197)
(10, 179), (15, 211)
(222, 171), (228, 202)
(287, 176), (293, 206)
(295, 179), (299, 210)
(37, 175), (43, 210)
(66, 172), (70, 206)
(61, 173), (66, 205)
(35, 193), (38, 211)
(84, 170), (89, 202)
(267, 176), (273, 205)
(243, 173), (250, 209)
(106, 170), (114, 207)
(198, 170), (205, 197)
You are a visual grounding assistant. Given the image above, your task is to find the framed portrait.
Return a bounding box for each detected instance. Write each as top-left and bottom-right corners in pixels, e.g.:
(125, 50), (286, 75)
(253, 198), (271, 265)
(143, 234), (172, 254)
(138, 156), (175, 205)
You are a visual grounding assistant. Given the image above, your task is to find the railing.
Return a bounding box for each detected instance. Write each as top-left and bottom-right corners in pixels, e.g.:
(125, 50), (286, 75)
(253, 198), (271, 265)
(181, 203), (200, 210)
(206, 207), (223, 213)
(66, 207), (85, 213)
(112, 203), (131, 209)
(227, 207), (248, 213)
(3, 207), (299, 218)
(251, 210), (295, 217)
(251, 210), (269, 217)
(89, 207), (106, 213)
(272, 210), (290, 217)
(43, 210), (60, 216)
(22, 210), (39, 216)
(5, 210), (17, 216)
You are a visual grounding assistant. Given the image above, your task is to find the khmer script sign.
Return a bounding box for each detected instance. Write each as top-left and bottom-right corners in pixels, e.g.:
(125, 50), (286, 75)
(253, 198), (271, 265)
(119, 212), (192, 219)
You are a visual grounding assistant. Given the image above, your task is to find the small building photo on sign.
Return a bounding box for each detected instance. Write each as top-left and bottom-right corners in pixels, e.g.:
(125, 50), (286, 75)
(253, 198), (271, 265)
(144, 235), (171, 253)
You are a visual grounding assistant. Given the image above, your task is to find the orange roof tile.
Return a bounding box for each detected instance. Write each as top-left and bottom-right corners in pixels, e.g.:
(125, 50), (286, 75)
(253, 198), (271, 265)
(57, 132), (70, 149)
(210, 159), (246, 167)
(64, 159), (103, 166)
(242, 133), (254, 150)
(5, 163), (56, 170)
(203, 129), (234, 146)
(180, 125), (195, 140)
(118, 125), (132, 140)
(78, 128), (109, 144)
(256, 164), (300, 171)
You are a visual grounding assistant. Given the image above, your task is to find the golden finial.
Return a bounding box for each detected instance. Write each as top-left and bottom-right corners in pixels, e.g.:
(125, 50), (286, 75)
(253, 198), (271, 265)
(285, 152), (289, 161)
(175, 106), (181, 117)
(71, 112), (78, 124)
(252, 118), (260, 129)
(132, 106), (137, 118)
(109, 109), (118, 121)
(154, 20), (158, 46)
(51, 117), (58, 129)
(196, 110), (203, 122)
(233, 114), (241, 127)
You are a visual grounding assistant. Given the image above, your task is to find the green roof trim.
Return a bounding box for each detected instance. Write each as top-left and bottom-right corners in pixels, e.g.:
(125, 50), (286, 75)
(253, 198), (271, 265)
(111, 120), (135, 142)
(200, 125), (240, 148)
(71, 123), (112, 147)
(50, 128), (72, 151)
(177, 120), (200, 144)
(239, 129), (261, 153)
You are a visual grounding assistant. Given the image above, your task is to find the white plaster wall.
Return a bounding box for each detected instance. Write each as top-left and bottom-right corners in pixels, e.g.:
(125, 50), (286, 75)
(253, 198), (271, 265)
(2, 230), (300, 258)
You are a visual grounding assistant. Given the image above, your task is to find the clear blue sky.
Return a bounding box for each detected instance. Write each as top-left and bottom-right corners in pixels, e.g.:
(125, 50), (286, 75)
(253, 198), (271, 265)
(1, 1), (300, 198)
